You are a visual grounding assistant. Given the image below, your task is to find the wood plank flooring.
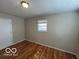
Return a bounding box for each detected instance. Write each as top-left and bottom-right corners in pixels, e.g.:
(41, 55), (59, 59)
(0, 40), (77, 59)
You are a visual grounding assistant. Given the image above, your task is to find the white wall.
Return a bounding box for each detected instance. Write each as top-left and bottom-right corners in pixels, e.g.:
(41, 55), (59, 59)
(0, 13), (25, 49)
(12, 16), (25, 43)
(0, 17), (12, 49)
(77, 12), (79, 59)
(25, 12), (79, 56)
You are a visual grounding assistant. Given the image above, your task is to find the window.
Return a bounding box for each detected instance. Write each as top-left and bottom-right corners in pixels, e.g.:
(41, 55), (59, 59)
(37, 20), (48, 32)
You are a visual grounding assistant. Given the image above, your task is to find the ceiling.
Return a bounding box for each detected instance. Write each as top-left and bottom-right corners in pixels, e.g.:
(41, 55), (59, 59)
(0, 0), (79, 18)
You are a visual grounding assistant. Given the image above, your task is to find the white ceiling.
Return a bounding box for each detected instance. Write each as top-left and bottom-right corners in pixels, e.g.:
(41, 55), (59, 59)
(0, 0), (79, 18)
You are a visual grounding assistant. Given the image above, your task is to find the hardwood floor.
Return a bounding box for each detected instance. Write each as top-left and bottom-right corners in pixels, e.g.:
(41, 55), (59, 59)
(0, 40), (77, 59)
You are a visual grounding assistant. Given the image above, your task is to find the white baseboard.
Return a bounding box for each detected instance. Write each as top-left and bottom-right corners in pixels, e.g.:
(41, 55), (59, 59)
(12, 39), (26, 45)
(1, 39), (78, 58)
(1, 39), (26, 50)
(26, 39), (78, 58)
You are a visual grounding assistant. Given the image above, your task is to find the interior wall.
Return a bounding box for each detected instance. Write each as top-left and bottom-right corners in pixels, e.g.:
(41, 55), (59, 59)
(0, 15), (12, 49)
(25, 12), (79, 55)
(12, 16), (25, 43)
(0, 13), (25, 49)
(77, 12), (79, 58)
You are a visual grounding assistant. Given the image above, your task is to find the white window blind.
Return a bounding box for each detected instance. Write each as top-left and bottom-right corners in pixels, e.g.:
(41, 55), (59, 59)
(38, 20), (48, 32)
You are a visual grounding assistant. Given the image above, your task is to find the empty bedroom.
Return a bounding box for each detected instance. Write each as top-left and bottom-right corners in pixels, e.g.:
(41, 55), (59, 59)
(0, 0), (79, 59)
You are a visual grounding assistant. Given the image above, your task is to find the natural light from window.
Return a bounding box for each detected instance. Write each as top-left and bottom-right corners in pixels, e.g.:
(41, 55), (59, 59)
(38, 20), (48, 32)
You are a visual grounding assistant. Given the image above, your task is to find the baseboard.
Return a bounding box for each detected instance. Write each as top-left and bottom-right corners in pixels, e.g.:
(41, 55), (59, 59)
(0, 39), (26, 50)
(12, 39), (26, 46)
(1, 39), (78, 58)
(26, 39), (78, 58)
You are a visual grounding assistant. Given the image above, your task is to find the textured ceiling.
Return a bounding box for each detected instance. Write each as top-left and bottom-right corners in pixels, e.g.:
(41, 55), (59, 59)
(0, 0), (79, 18)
